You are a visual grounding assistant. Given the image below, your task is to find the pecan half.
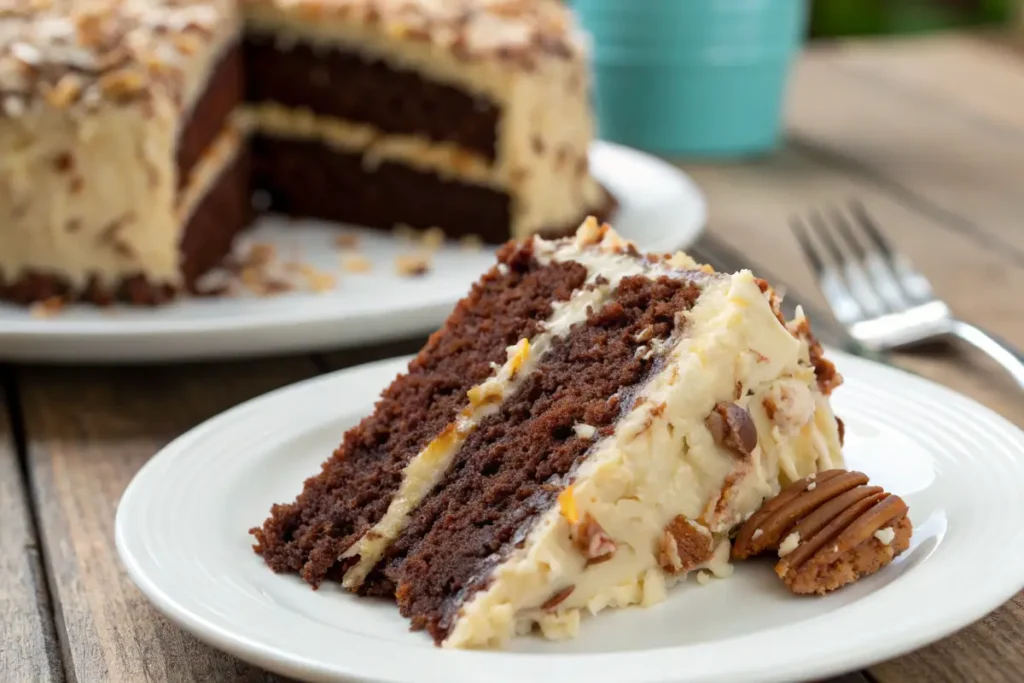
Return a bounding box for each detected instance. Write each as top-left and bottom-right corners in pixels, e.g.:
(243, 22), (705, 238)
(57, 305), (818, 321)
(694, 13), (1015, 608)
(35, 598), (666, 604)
(705, 403), (757, 458)
(571, 513), (616, 565)
(658, 516), (713, 575)
(732, 470), (912, 595)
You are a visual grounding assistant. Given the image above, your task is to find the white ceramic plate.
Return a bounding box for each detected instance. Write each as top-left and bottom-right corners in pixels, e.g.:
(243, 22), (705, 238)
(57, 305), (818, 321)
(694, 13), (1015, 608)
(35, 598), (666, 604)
(116, 350), (1024, 683)
(0, 142), (705, 364)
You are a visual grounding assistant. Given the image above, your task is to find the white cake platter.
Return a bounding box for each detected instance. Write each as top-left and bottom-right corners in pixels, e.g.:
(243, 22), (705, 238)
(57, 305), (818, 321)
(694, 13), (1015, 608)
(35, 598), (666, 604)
(0, 142), (706, 364)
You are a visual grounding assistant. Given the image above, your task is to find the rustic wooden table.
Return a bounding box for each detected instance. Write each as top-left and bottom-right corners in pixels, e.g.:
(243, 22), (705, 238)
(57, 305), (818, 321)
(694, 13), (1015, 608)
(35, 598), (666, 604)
(2, 33), (1022, 683)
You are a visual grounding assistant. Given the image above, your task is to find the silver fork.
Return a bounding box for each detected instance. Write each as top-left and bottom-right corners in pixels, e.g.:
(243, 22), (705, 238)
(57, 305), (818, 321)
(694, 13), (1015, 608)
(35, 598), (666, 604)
(791, 201), (1024, 390)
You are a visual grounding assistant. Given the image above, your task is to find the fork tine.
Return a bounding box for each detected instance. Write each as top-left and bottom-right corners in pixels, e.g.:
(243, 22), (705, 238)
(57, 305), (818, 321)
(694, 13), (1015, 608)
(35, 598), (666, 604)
(830, 207), (866, 260)
(849, 200), (894, 258)
(808, 210), (845, 265)
(831, 206), (906, 313)
(848, 200), (935, 303)
(790, 214), (864, 326)
(813, 209), (890, 319)
(790, 216), (824, 276)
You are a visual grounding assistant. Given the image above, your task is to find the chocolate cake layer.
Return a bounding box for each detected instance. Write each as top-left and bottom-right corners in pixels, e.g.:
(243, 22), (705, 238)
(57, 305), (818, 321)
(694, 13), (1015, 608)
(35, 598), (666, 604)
(368, 275), (702, 642)
(244, 34), (500, 161)
(251, 135), (510, 241)
(180, 147), (254, 288)
(177, 43), (246, 188)
(251, 244), (589, 586)
(251, 136), (614, 244)
(0, 270), (177, 307)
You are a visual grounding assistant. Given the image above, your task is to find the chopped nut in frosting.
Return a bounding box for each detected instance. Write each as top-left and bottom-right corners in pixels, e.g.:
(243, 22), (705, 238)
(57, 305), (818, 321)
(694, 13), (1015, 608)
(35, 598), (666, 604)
(657, 516), (712, 575)
(705, 402), (757, 458)
(540, 585), (574, 612)
(571, 513), (616, 565)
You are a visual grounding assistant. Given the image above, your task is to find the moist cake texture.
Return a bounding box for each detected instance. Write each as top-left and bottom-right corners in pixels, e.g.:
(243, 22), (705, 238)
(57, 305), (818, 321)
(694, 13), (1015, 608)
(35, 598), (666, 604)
(252, 219), (846, 648)
(0, 0), (611, 305)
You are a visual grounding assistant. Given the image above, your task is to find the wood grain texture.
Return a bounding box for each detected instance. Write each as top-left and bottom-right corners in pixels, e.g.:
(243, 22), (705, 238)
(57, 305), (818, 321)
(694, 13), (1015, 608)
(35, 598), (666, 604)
(19, 360), (317, 683)
(0, 373), (62, 682)
(872, 591), (1024, 683)
(786, 37), (1024, 262)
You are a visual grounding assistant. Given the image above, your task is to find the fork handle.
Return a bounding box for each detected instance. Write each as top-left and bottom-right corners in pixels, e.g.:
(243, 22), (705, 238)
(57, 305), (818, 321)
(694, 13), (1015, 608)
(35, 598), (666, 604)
(951, 321), (1024, 391)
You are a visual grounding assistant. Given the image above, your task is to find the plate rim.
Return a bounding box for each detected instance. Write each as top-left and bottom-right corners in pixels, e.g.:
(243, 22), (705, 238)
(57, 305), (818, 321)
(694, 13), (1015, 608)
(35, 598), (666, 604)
(115, 351), (1024, 683)
(0, 141), (706, 360)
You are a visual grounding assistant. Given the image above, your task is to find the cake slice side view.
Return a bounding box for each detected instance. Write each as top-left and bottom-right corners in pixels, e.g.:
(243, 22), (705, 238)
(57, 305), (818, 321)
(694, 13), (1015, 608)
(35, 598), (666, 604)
(252, 218), (845, 649)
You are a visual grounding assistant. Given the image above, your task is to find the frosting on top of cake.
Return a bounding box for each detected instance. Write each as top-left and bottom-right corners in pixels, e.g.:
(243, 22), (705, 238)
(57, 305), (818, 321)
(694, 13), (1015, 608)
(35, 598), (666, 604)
(243, 0), (584, 68)
(0, 0), (238, 117)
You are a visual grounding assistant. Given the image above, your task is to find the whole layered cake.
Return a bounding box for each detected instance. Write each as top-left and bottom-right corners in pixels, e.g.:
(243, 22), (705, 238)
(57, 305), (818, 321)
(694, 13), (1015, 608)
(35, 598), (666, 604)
(252, 219), (848, 649)
(0, 0), (611, 305)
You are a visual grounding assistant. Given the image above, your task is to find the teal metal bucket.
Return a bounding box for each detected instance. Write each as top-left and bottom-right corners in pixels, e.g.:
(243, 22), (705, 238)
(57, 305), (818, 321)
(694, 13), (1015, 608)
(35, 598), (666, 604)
(574, 0), (808, 158)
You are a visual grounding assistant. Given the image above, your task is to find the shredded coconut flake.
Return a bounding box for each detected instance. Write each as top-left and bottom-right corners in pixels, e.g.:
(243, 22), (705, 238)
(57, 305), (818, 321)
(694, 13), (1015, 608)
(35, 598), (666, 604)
(874, 527), (896, 546)
(778, 531), (801, 557)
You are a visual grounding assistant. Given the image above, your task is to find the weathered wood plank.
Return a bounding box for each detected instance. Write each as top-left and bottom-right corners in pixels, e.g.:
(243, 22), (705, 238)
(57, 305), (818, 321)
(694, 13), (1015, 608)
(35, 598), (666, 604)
(0, 370), (62, 682)
(20, 359), (317, 682)
(787, 39), (1024, 261)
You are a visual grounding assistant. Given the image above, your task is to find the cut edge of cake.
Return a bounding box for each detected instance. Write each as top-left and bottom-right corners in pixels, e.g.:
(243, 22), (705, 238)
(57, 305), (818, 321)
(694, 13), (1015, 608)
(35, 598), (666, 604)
(251, 216), (846, 650)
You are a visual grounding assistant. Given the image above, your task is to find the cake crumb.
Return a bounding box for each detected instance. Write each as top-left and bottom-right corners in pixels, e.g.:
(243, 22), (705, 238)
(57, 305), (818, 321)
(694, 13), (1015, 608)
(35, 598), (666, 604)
(460, 234), (484, 250)
(30, 296), (65, 318)
(245, 242), (277, 267)
(393, 223), (418, 242)
(807, 482), (817, 491)
(342, 255), (373, 273)
(420, 226), (446, 251)
(696, 570), (713, 585)
(295, 263), (336, 292)
(334, 233), (360, 250)
(396, 254), (431, 277)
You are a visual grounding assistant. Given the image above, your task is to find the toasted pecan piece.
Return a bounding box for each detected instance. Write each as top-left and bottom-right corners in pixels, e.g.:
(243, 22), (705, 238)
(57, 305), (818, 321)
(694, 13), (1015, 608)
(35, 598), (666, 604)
(658, 516), (713, 575)
(705, 402), (758, 459)
(732, 469), (912, 595)
(571, 513), (617, 566)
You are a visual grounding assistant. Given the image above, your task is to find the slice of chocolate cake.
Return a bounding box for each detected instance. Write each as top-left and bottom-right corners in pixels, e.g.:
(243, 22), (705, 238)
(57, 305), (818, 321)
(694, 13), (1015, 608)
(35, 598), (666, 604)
(0, 0), (249, 305)
(243, 0), (612, 242)
(252, 218), (846, 649)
